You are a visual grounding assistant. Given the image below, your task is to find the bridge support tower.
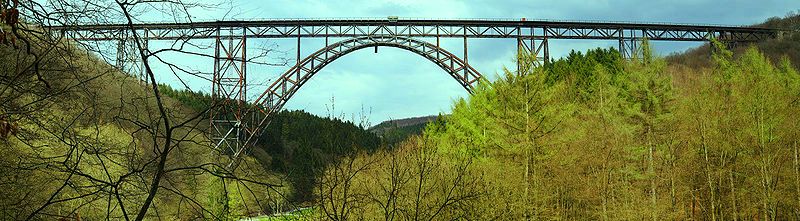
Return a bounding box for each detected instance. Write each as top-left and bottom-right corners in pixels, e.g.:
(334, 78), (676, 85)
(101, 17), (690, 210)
(517, 37), (550, 73)
(618, 29), (643, 60)
(116, 30), (149, 82)
(210, 27), (249, 157)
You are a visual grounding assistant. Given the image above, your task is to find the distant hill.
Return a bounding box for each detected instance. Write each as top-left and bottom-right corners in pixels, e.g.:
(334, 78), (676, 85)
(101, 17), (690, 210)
(666, 12), (800, 69)
(369, 115), (441, 145)
(371, 115), (439, 132)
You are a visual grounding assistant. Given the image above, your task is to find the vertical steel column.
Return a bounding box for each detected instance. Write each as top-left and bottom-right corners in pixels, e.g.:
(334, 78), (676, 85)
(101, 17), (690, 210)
(324, 26), (329, 60)
(634, 30), (641, 60)
(516, 37), (528, 75)
(516, 27), (522, 75)
(139, 30), (149, 83)
(210, 27), (220, 139)
(296, 25), (301, 80)
(239, 29), (247, 126)
(463, 26), (468, 79)
(516, 26), (549, 73)
(116, 30), (149, 83)
(540, 39), (549, 64)
(619, 29), (641, 60)
(210, 27), (226, 152)
(463, 29), (468, 64)
(719, 30), (738, 50)
(543, 27), (550, 64)
(116, 38), (125, 69)
(619, 28), (627, 59)
(436, 26), (440, 60)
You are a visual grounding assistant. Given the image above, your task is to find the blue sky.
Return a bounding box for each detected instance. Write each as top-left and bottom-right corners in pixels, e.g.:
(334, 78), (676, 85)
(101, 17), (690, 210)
(139, 0), (800, 125)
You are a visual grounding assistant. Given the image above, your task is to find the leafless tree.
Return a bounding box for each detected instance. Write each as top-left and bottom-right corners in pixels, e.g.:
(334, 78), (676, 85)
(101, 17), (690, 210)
(315, 136), (487, 221)
(1, 0), (288, 220)
(316, 153), (377, 221)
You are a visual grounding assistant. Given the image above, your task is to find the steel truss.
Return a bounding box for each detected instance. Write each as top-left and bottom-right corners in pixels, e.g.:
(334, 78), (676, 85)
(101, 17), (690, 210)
(517, 37), (549, 68)
(51, 19), (777, 42)
(210, 27), (248, 155)
(115, 34), (148, 82)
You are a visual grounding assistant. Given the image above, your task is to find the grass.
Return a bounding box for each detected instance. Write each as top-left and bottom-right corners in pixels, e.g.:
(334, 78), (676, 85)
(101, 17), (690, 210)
(241, 207), (316, 221)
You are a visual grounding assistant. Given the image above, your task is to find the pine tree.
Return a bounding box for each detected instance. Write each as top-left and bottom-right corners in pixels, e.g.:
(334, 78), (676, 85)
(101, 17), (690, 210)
(627, 38), (675, 219)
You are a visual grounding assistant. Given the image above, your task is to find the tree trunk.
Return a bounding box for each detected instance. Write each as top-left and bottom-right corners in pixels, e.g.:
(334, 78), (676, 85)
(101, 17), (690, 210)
(795, 140), (799, 216)
(730, 169), (738, 221)
(756, 102), (772, 221)
(700, 122), (716, 221)
(648, 126), (656, 220)
(524, 147), (530, 220)
(602, 161), (609, 221)
(522, 82), (533, 220)
(670, 156), (676, 216)
(761, 162), (770, 221)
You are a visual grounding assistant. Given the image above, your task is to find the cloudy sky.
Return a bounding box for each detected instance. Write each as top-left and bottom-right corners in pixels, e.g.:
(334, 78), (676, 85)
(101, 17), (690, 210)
(142, 0), (799, 125)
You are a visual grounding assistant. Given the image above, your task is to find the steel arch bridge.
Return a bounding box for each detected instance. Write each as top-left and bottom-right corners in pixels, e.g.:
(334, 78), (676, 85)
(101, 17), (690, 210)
(48, 18), (782, 160)
(236, 36), (482, 158)
(253, 36), (482, 119)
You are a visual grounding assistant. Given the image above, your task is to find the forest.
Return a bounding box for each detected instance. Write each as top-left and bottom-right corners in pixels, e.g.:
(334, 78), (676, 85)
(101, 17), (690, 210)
(303, 14), (800, 220)
(159, 84), (382, 204)
(302, 38), (800, 220)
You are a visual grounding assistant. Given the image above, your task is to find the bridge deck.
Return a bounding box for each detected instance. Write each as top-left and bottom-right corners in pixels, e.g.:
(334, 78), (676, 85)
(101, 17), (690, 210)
(48, 19), (779, 42)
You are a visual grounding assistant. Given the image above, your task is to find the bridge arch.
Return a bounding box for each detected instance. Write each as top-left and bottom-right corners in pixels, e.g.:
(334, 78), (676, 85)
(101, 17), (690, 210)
(250, 36), (483, 118)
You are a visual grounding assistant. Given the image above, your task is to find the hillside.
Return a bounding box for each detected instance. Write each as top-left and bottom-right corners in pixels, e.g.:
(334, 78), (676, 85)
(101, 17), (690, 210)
(159, 86), (382, 203)
(373, 115), (439, 129)
(0, 31), (287, 219)
(666, 12), (800, 70)
(369, 115), (440, 145)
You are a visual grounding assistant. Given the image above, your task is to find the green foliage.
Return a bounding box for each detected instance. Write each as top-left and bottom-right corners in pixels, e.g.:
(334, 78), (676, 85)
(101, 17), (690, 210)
(158, 83), (213, 112)
(259, 110), (381, 202)
(686, 42), (800, 219)
(156, 86), (383, 204)
(667, 13), (800, 71)
(543, 47), (626, 102)
(395, 40), (799, 220)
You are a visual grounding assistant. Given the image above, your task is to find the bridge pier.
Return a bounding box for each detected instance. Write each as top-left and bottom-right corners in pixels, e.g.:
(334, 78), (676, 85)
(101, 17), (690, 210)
(463, 32), (469, 78)
(619, 38), (641, 60)
(115, 31), (149, 82)
(516, 36), (549, 75)
(210, 26), (249, 157)
(618, 29), (644, 60)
